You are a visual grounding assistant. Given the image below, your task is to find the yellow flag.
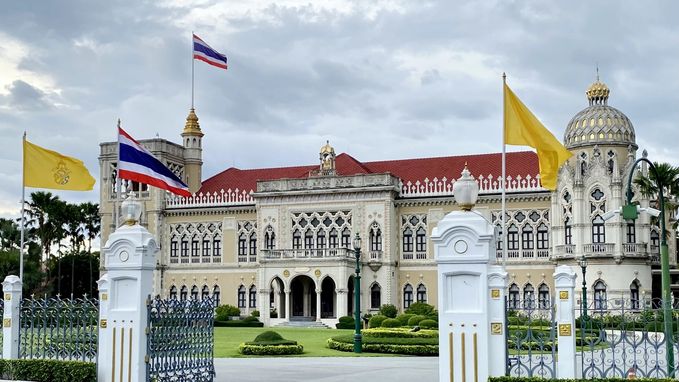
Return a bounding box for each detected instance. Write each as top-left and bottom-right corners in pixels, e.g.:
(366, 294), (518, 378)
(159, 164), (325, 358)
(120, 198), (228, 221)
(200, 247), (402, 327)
(504, 83), (572, 190)
(23, 139), (95, 191)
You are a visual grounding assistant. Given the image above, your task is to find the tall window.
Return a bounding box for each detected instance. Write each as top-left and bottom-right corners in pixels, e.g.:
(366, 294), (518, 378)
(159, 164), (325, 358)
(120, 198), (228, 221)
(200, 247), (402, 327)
(202, 239), (210, 257)
(564, 217), (572, 245)
(403, 284), (413, 309)
(213, 239), (221, 258)
(416, 284), (427, 303)
(626, 223), (636, 244)
(508, 284), (520, 309)
(293, 229), (302, 249)
(249, 285), (257, 308)
(169, 285), (177, 299)
(341, 228), (351, 248)
(507, 224), (519, 250)
(538, 284), (550, 309)
(191, 239), (199, 257)
(191, 285), (199, 299)
(180, 286), (188, 301)
(592, 215), (606, 243)
(593, 280), (607, 310)
(537, 223), (549, 250)
(316, 230), (326, 250)
(651, 229), (660, 250)
(329, 228), (338, 248)
(201, 285), (210, 300)
(496, 227), (503, 250)
(249, 232), (257, 259)
(213, 285), (221, 306)
(238, 285), (246, 309)
(523, 283), (535, 308)
(415, 227), (427, 253)
(264, 226), (275, 250)
(369, 223), (382, 252)
(403, 228), (413, 254)
(238, 233), (247, 259)
(170, 239), (178, 259)
(630, 280), (640, 310)
(371, 283), (381, 309)
(304, 230), (314, 249)
(181, 239), (189, 258)
(521, 225), (534, 250)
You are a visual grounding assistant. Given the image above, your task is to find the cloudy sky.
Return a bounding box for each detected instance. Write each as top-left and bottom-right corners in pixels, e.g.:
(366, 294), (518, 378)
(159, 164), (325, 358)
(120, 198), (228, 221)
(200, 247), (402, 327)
(1, 0), (677, 218)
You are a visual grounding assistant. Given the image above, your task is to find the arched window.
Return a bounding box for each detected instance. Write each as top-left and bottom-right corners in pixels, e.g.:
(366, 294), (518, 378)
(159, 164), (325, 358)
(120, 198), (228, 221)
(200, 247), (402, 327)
(593, 280), (607, 310)
(304, 230), (314, 249)
(180, 286), (188, 301)
(523, 283), (535, 308)
(201, 285), (210, 300)
(371, 283), (381, 309)
(316, 230), (326, 250)
(169, 285), (177, 299)
(521, 225), (534, 251)
(403, 284), (413, 309)
(626, 223), (636, 244)
(592, 215), (606, 243)
(416, 284), (427, 303)
(264, 226), (275, 250)
(341, 227), (351, 248)
(415, 227), (427, 259)
(249, 285), (257, 308)
(564, 217), (572, 245)
(237, 285), (246, 309)
(369, 223), (382, 252)
(191, 285), (199, 300)
(507, 224), (519, 251)
(651, 229), (660, 251)
(249, 232), (257, 260)
(329, 228), (338, 248)
(238, 233), (247, 261)
(508, 284), (520, 309)
(630, 280), (640, 310)
(402, 228), (413, 258)
(170, 236), (178, 262)
(536, 223), (549, 252)
(213, 285), (221, 306)
(496, 226), (503, 251)
(292, 229), (302, 249)
(538, 284), (550, 309)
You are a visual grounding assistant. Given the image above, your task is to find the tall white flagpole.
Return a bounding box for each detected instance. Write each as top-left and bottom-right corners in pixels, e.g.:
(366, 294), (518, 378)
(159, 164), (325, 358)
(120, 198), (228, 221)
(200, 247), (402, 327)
(115, 119), (122, 228)
(191, 31), (195, 109)
(501, 73), (508, 270)
(20, 132), (26, 281)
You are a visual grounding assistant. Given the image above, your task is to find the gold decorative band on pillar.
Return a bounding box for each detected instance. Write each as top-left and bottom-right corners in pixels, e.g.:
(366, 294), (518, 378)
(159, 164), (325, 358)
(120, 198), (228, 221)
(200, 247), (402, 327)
(449, 331), (454, 382)
(473, 332), (478, 382)
(120, 326), (125, 382)
(128, 328), (133, 382)
(461, 332), (466, 382)
(111, 327), (117, 382)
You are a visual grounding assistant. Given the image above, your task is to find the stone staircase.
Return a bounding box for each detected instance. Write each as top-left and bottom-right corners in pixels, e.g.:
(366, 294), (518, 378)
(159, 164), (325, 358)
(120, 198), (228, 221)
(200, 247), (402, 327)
(275, 318), (331, 329)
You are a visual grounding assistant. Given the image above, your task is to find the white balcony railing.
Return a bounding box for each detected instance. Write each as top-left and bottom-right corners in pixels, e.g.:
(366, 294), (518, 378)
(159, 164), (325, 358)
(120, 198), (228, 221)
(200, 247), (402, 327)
(261, 248), (353, 260)
(495, 249), (551, 261)
(369, 251), (383, 261)
(622, 243), (648, 256)
(584, 243), (615, 255)
(399, 174), (544, 198)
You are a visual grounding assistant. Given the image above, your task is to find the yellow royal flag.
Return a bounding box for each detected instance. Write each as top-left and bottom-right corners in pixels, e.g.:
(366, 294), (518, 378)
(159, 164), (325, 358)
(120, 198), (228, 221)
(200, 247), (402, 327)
(504, 83), (572, 190)
(23, 139), (95, 191)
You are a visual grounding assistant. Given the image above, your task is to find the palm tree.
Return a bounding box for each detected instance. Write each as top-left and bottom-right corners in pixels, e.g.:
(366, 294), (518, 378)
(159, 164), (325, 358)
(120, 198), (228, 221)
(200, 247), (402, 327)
(634, 161), (679, 232)
(80, 202), (101, 253)
(0, 218), (20, 251)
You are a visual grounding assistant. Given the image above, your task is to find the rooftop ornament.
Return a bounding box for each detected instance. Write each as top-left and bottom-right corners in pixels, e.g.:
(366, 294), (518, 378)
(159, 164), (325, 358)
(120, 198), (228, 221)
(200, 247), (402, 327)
(453, 163), (479, 211)
(120, 191), (142, 226)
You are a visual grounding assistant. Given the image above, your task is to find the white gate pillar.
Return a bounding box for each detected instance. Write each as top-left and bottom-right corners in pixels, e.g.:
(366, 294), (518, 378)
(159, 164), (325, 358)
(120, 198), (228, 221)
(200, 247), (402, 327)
(98, 193), (157, 382)
(2, 275), (22, 359)
(554, 265), (577, 379)
(432, 209), (502, 382)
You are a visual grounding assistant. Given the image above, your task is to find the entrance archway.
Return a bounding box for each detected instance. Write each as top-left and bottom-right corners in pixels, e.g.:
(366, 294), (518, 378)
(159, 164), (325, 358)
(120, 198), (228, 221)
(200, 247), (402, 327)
(270, 277), (285, 319)
(321, 277), (336, 318)
(347, 276), (355, 316)
(290, 275), (316, 319)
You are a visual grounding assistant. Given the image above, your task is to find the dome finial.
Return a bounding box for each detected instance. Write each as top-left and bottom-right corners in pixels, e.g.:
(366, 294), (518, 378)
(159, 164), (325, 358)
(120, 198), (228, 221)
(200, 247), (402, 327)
(586, 69), (609, 106)
(182, 108), (203, 136)
(596, 63), (600, 82)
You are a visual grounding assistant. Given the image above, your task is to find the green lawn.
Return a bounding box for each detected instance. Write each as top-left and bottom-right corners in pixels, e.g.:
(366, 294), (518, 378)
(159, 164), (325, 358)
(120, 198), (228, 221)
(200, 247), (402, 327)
(214, 327), (399, 357)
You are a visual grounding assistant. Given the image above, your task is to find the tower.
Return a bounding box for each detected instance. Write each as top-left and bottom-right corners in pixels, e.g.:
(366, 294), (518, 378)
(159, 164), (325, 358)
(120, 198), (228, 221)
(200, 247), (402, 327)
(318, 140), (336, 175)
(181, 108), (204, 193)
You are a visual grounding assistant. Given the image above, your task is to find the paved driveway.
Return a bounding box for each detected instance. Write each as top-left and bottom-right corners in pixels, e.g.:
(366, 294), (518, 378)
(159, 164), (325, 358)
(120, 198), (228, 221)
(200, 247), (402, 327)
(214, 357), (438, 382)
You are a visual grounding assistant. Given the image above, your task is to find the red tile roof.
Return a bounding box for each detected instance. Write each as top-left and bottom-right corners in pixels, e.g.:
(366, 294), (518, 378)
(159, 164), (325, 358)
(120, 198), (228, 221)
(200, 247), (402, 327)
(198, 151), (539, 194)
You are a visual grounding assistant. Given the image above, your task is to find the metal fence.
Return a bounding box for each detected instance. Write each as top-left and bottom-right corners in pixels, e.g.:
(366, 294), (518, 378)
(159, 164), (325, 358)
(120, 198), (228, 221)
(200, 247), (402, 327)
(19, 295), (98, 362)
(505, 298), (557, 378)
(146, 296), (215, 382)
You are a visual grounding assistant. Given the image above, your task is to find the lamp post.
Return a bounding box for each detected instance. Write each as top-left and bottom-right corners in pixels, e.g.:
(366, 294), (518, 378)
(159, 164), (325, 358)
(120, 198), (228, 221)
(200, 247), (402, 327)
(578, 256), (588, 319)
(624, 158), (673, 375)
(352, 233), (362, 353)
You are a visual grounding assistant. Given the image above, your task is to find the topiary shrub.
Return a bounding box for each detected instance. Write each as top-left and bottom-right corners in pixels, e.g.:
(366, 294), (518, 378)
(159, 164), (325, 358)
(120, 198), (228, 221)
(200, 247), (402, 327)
(407, 315), (428, 327)
(379, 304), (398, 318)
(336, 316), (355, 329)
(239, 330), (303, 355)
(419, 319), (438, 329)
(396, 314), (415, 326)
(254, 331), (284, 342)
(243, 316), (259, 323)
(381, 318), (401, 328)
(405, 302), (436, 316)
(250, 310), (260, 317)
(369, 315), (388, 328)
(215, 304), (241, 321)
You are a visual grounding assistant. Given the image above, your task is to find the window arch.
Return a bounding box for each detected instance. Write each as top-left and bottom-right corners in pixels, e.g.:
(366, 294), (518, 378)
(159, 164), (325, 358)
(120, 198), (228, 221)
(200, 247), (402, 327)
(401, 214), (426, 260)
(651, 229), (660, 252)
(416, 284), (427, 303)
(316, 230), (326, 250)
(237, 285), (246, 309)
(213, 285), (221, 306)
(180, 285), (188, 301)
(403, 284), (413, 309)
(538, 283), (550, 309)
(169, 285), (177, 299)
(341, 227), (351, 248)
(191, 285), (199, 300)
(523, 283), (535, 308)
(564, 217), (572, 245)
(521, 224), (534, 252)
(238, 233), (247, 261)
(304, 229), (314, 249)
(508, 283), (520, 309)
(592, 215), (605, 244)
(292, 229), (302, 249)
(593, 280), (607, 310)
(329, 228), (339, 248)
(249, 285), (257, 308)
(369, 222), (382, 252)
(630, 280), (640, 310)
(415, 227), (427, 259)
(249, 232), (257, 261)
(370, 283), (381, 309)
(264, 226), (276, 250)
(402, 228), (413, 256)
(201, 285), (210, 300)
(507, 224), (519, 251)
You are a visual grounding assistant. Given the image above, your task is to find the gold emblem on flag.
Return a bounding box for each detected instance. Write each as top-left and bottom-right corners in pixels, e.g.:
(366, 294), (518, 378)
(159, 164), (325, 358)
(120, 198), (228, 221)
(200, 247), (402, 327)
(52, 161), (71, 185)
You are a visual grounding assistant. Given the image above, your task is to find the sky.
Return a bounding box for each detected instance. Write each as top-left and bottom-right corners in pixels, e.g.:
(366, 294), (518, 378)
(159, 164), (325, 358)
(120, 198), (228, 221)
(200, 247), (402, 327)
(0, 0), (678, 219)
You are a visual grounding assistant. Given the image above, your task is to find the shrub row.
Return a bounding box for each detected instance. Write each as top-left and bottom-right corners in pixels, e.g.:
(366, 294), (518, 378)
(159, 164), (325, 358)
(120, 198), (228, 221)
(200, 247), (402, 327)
(362, 328), (438, 338)
(368, 314), (439, 329)
(238, 343), (304, 355)
(331, 335), (437, 346)
(0, 359), (95, 382)
(336, 316), (355, 329)
(214, 320), (264, 327)
(327, 338), (437, 356)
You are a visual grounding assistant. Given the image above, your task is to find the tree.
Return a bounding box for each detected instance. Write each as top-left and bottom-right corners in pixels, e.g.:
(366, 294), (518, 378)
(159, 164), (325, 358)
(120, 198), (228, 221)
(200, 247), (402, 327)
(634, 161), (679, 231)
(25, 192), (66, 266)
(80, 202), (101, 253)
(0, 218), (21, 251)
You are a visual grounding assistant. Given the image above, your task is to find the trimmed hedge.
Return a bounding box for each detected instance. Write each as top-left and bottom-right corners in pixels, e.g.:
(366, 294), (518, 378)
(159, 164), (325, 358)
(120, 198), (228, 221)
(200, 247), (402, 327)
(239, 343), (304, 355)
(336, 315), (355, 329)
(419, 319), (438, 329)
(214, 320), (264, 327)
(407, 315), (428, 326)
(0, 359), (95, 382)
(215, 304), (241, 321)
(254, 331), (284, 342)
(327, 338), (437, 356)
(362, 328), (438, 338)
(381, 318), (401, 328)
(368, 315), (388, 328)
(331, 335), (437, 346)
(396, 313), (415, 326)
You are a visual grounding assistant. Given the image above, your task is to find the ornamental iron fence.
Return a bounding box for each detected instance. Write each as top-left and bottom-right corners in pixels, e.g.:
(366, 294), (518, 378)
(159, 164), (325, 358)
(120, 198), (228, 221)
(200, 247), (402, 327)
(505, 297), (557, 379)
(146, 296), (215, 382)
(578, 297), (679, 379)
(18, 295), (98, 362)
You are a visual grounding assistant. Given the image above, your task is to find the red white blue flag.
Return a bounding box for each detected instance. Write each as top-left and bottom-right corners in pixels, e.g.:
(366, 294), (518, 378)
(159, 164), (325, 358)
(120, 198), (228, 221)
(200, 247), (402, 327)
(193, 34), (228, 70)
(118, 127), (191, 197)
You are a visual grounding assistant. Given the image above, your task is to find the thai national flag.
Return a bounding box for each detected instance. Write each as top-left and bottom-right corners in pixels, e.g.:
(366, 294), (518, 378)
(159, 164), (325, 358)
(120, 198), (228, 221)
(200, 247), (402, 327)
(193, 34), (228, 70)
(118, 127), (191, 197)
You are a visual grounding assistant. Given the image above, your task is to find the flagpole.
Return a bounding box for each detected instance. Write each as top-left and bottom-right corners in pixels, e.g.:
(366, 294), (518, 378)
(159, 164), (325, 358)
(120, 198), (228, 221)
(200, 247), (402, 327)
(191, 31), (195, 109)
(501, 73), (508, 270)
(20, 132), (26, 281)
(115, 119), (122, 228)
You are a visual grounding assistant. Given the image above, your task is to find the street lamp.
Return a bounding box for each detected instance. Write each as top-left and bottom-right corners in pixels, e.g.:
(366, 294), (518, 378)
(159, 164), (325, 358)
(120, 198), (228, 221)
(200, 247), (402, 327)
(352, 233), (363, 353)
(624, 157), (674, 375)
(578, 256), (588, 319)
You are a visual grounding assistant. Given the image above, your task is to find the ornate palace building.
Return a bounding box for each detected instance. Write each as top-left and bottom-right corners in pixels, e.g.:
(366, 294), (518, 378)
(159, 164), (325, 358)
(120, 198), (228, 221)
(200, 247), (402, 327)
(99, 78), (673, 326)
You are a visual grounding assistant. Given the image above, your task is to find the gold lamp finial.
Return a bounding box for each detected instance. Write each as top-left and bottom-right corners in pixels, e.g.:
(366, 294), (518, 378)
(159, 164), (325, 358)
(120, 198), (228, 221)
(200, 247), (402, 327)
(182, 108), (203, 136)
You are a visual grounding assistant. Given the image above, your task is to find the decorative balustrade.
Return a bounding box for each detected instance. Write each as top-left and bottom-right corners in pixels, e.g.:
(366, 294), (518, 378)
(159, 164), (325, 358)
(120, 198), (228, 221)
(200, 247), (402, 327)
(399, 174), (544, 198)
(622, 243), (648, 257)
(261, 248), (353, 260)
(496, 249), (551, 261)
(583, 243), (615, 256)
(166, 189), (255, 208)
(369, 251), (382, 261)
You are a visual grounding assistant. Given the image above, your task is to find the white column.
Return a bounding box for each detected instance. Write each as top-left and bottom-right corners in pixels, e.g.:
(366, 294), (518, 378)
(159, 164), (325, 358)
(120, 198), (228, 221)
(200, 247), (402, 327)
(284, 289), (291, 320)
(316, 289), (322, 321)
(554, 265), (577, 379)
(487, 267), (508, 378)
(97, 194), (157, 382)
(336, 288), (348, 318)
(432, 210), (496, 382)
(2, 275), (21, 359)
(259, 289), (270, 326)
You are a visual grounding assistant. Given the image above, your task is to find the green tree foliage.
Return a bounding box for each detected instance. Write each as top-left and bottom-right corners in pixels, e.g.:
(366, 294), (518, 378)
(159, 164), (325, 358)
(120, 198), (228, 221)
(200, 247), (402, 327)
(405, 302), (438, 317)
(379, 304), (398, 318)
(634, 161), (679, 231)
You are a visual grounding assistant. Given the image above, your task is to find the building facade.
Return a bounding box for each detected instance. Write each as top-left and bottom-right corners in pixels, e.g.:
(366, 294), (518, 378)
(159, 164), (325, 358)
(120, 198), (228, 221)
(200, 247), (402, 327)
(99, 79), (671, 326)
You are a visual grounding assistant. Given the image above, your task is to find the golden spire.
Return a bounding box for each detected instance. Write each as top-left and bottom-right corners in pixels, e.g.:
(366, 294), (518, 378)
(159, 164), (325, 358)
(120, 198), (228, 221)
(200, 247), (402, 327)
(585, 68), (610, 106)
(182, 108), (203, 136)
